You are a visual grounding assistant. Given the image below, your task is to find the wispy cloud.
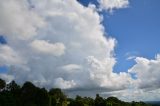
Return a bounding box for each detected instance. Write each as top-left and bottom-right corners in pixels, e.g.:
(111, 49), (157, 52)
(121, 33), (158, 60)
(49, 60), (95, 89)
(98, 0), (129, 12)
(125, 51), (139, 60)
(127, 56), (136, 60)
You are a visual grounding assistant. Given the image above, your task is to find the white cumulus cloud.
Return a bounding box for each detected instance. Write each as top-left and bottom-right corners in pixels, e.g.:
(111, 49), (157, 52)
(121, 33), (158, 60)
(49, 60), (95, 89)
(0, 0), (133, 99)
(129, 54), (160, 90)
(0, 0), (45, 40)
(0, 45), (25, 66)
(30, 40), (65, 56)
(98, 0), (129, 12)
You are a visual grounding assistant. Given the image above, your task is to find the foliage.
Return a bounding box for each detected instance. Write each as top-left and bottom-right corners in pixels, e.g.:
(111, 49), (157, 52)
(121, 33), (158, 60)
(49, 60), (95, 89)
(0, 78), (152, 106)
(0, 78), (6, 90)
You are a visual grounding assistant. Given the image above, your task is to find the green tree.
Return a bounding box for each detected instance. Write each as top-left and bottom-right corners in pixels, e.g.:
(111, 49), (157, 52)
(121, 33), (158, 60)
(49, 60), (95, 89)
(7, 80), (20, 91)
(68, 98), (76, 106)
(106, 97), (121, 106)
(21, 81), (38, 106)
(95, 94), (105, 106)
(75, 95), (85, 106)
(49, 88), (67, 106)
(0, 78), (6, 91)
(35, 88), (49, 106)
(6, 81), (21, 106)
(0, 78), (152, 106)
(83, 97), (95, 106)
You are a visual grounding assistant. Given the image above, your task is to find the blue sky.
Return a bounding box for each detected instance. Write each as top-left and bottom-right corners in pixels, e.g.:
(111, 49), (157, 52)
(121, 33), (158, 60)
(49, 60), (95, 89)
(78, 0), (160, 72)
(0, 66), (8, 73)
(0, 36), (7, 73)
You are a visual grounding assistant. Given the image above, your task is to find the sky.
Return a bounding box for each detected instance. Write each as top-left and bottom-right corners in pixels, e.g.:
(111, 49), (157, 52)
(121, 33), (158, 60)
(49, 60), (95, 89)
(0, 0), (160, 101)
(78, 0), (160, 72)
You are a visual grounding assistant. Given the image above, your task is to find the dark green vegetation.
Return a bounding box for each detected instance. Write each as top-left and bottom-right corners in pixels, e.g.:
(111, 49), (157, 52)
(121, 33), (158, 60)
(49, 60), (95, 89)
(0, 78), (152, 106)
(145, 101), (160, 106)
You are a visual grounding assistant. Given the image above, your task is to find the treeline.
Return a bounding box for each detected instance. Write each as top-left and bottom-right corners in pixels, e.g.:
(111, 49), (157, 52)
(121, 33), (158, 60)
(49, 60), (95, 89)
(0, 78), (151, 106)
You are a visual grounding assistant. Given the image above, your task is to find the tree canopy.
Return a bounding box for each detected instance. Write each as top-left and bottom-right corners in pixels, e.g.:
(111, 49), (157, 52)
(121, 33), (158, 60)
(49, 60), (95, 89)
(0, 78), (152, 106)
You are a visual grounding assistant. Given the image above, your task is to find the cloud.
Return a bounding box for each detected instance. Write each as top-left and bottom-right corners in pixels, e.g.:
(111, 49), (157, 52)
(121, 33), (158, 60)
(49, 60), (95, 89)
(30, 40), (65, 56)
(128, 54), (160, 90)
(0, 45), (25, 66)
(101, 88), (160, 102)
(54, 78), (76, 89)
(1, 0), (159, 101)
(86, 56), (132, 90)
(0, 0), (45, 40)
(104, 54), (160, 101)
(127, 56), (136, 60)
(125, 51), (139, 60)
(0, 74), (14, 83)
(0, 0), (131, 91)
(0, 0), (138, 101)
(61, 64), (82, 72)
(98, 0), (129, 12)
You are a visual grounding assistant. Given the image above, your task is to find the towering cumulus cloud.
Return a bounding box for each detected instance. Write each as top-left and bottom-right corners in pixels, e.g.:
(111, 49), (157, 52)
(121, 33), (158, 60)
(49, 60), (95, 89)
(129, 55), (160, 90)
(0, 0), (132, 97)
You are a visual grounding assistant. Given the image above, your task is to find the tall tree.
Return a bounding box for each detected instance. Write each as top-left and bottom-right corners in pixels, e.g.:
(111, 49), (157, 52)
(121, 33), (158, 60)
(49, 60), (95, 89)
(34, 88), (49, 106)
(21, 81), (38, 106)
(0, 78), (6, 91)
(7, 80), (20, 91)
(49, 88), (67, 106)
(95, 94), (105, 106)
